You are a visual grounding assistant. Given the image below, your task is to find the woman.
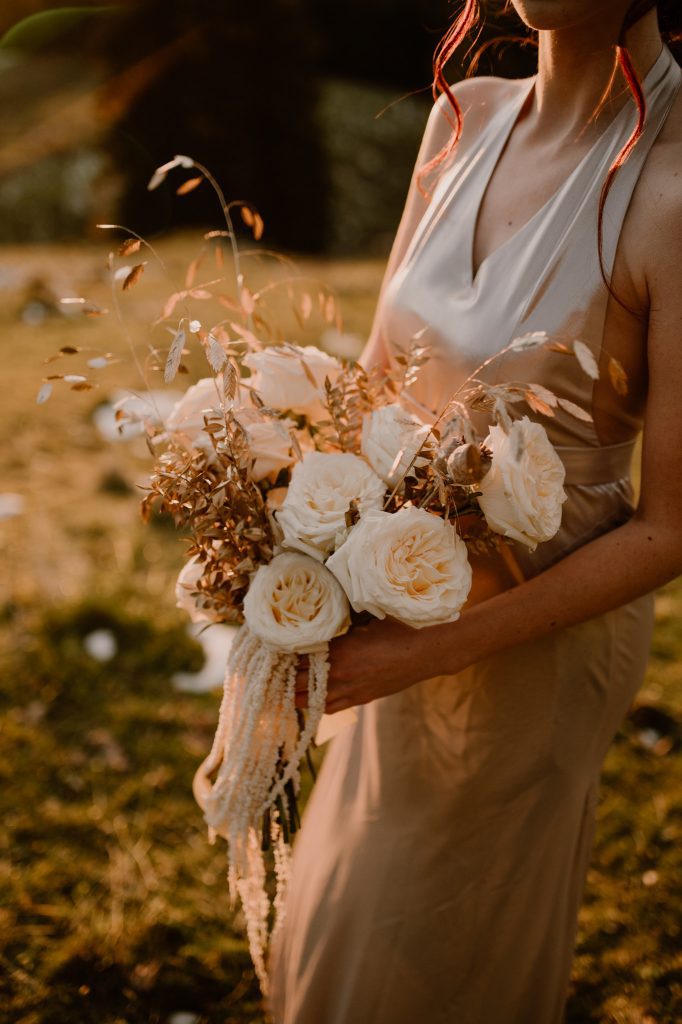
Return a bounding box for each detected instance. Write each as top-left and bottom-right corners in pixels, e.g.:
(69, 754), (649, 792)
(268, 2), (682, 1021)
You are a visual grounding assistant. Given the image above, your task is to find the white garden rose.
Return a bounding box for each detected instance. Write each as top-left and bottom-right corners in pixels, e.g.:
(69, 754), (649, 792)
(361, 403), (431, 488)
(165, 377), (224, 445)
(175, 556), (215, 624)
(276, 451), (386, 560)
(326, 505), (472, 629)
(235, 407), (298, 482)
(243, 551), (351, 654)
(243, 344), (342, 417)
(477, 416), (567, 550)
(166, 377), (296, 481)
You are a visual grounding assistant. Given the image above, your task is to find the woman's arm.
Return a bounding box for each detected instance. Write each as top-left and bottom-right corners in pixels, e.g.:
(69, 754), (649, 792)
(316, 173), (682, 715)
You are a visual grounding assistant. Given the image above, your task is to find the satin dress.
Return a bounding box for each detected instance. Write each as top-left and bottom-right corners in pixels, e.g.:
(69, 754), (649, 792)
(268, 44), (681, 1024)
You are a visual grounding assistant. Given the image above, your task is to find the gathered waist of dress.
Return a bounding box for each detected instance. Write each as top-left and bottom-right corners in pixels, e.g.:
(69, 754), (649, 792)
(554, 439), (636, 486)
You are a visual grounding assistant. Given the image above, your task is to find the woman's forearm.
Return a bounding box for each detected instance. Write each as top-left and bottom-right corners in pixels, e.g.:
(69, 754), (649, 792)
(425, 516), (682, 677)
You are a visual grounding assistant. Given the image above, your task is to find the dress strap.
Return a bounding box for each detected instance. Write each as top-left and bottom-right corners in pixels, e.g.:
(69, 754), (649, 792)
(555, 439), (636, 485)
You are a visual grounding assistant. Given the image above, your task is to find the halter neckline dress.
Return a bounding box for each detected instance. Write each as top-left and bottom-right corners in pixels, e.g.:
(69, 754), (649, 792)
(268, 44), (681, 1024)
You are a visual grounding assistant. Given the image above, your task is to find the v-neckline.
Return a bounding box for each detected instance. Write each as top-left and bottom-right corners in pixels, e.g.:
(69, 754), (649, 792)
(465, 42), (669, 290)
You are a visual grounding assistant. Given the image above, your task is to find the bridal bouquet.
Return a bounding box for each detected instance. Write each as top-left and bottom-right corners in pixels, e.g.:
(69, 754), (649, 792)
(39, 153), (614, 993)
(144, 334), (575, 992)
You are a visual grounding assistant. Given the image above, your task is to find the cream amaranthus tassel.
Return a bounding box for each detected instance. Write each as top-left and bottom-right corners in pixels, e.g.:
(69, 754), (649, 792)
(193, 624), (330, 995)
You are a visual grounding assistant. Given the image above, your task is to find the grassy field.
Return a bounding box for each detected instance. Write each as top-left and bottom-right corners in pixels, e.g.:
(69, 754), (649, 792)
(1, 232), (681, 1024)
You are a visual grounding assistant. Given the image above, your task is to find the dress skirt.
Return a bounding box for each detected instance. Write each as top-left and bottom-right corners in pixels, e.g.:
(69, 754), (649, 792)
(266, 584), (654, 1024)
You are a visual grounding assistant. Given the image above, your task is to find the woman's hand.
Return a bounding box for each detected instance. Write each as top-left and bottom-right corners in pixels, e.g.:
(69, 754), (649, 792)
(295, 616), (451, 715)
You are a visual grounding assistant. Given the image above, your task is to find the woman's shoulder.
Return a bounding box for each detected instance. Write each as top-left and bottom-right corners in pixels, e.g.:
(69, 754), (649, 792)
(422, 74), (531, 158)
(619, 82), (682, 304)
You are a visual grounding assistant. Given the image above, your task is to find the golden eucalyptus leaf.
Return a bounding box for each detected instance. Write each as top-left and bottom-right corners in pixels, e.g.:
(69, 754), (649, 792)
(608, 356), (629, 396)
(122, 263), (146, 291)
(176, 176), (203, 196)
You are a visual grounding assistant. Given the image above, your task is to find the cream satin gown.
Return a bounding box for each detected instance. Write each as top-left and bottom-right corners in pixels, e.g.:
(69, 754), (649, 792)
(268, 44), (681, 1024)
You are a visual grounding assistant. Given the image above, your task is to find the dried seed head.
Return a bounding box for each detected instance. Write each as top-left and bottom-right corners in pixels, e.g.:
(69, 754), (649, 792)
(446, 442), (491, 484)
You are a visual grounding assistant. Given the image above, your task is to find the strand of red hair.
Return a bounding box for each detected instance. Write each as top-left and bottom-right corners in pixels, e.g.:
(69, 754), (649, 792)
(597, 0), (658, 316)
(416, 0), (480, 197)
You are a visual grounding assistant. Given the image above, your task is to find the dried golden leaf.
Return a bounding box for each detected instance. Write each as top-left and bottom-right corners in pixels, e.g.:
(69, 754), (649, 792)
(211, 325), (231, 344)
(147, 155), (193, 192)
(185, 252), (205, 288)
(608, 356), (628, 396)
(230, 322), (260, 347)
(122, 263), (146, 291)
(176, 176), (203, 196)
(36, 382), (52, 405)
(528, 383), (558, 407)
(160, 292), (181, 320)
(222, 361), (238, 401)
(241, 287), (256, 315)
(253, 212), (264, 240)
(509, 331), (548, 352)
(59, 346), (79, 355)
(188, 288), (212, 300)
(164, 327), (186, 384)
(241, 205), (254, 228)
(218, 293), (241, 313)
(324, 294), (336, 324)
(546, 341), (572, 355)
(83, 304), (108, 317)
(299, 357), (319, 389)
(205, 333), (228, 372)
(300, 292), (312, 321)
(557, 397), (593, 422)
(573, 340), (599, 380)
(525, 390), (555, 417)
(118, 238), (141, 257)
(70, 381), (95, 391)
(388, 448), (406, 480)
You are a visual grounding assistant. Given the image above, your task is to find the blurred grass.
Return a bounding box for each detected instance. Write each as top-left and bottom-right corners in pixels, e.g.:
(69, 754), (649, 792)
(0, 233), (681, 1023)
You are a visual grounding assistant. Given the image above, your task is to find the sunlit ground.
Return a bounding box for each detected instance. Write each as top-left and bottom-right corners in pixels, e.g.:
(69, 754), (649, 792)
(1, 232), (680, 1023)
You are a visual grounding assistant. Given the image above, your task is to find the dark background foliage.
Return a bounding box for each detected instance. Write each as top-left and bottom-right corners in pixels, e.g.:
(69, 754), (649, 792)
(0, 0), (537, 253)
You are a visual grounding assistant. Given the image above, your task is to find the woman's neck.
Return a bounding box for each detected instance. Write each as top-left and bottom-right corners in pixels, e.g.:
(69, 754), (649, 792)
(532, 9), (663, 139)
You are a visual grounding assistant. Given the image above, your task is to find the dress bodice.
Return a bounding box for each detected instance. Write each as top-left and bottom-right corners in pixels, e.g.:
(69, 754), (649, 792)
(378, 44), (680, 576)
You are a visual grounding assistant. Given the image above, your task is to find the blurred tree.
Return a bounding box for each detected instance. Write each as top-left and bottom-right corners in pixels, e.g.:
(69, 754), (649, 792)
(0, 0), (538, 251)
(88, 0), (328, 249)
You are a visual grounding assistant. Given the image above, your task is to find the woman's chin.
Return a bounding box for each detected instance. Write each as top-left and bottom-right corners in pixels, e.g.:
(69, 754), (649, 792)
(509, 0), (617, 33)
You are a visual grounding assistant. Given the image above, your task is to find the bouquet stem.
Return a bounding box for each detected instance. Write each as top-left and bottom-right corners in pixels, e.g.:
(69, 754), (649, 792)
(192, 625), (329, 994)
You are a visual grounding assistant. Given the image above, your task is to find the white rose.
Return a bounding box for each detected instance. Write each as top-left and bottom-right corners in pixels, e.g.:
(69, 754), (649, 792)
(175, 556), (215, 624)
(477, 416), (567, 550)
(243, 551), (350, 653)
(243, 344), (342, 417)
(276, 451), (385, 560)
(326, 506), (472, 629)
(361, 403), (431, 488)
(234, 407), (297, 482)
(165, 377), (224, 445)
(166, 377), (296, 481)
